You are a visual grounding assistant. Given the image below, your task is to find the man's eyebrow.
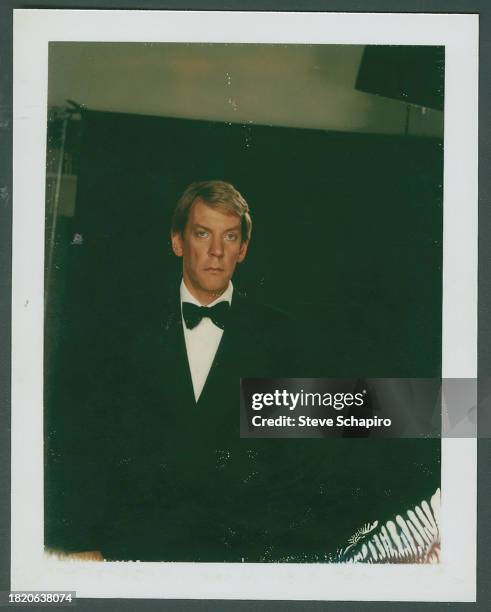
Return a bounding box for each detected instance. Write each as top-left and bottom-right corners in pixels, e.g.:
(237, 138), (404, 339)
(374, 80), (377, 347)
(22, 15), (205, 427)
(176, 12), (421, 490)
(190, 223), (241, 232)
(190, 223), (212, 232)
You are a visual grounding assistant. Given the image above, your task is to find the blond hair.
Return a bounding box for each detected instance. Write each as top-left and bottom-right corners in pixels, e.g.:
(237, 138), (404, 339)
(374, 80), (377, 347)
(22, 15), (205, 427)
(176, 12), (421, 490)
(171, 180), (252, 242)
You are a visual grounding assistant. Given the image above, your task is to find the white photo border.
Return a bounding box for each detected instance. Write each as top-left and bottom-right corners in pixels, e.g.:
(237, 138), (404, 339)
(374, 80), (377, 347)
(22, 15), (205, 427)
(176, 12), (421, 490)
(11, 9), (478, 602)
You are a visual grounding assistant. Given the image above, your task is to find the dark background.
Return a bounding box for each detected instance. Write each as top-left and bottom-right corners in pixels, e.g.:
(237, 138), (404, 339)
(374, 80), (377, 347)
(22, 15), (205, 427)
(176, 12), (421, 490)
(46, 110), (443, 380)
(44, 108), (442, 558)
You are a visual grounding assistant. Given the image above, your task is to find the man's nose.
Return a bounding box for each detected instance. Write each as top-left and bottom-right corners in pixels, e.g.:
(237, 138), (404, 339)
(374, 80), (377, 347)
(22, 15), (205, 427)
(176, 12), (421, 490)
(209, 235), (224, 257)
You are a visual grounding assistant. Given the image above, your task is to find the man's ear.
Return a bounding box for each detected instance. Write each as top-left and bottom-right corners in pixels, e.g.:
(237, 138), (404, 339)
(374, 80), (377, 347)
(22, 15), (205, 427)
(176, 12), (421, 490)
(171, 232), (184, 257)
(237, 240), (249, 263)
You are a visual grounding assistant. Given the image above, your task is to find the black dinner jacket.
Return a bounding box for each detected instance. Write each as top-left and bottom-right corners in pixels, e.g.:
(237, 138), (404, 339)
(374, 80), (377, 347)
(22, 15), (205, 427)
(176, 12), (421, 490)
(130, 286), (300, 410)
(47, 287), (442, 563)
(94, 287), (305, 561)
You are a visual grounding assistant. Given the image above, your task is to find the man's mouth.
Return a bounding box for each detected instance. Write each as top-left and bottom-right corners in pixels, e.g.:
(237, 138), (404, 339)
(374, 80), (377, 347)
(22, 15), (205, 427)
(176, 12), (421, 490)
(205, 267), (224, 272)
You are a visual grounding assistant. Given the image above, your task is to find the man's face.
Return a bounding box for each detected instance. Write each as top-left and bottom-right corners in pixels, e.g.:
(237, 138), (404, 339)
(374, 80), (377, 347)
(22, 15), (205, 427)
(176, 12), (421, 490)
(172, 198), (249, 305)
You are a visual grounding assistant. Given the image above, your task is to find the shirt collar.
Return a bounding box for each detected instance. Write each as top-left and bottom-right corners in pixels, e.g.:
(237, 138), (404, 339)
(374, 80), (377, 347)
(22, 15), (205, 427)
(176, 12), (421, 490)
(180, 278), (233, 307)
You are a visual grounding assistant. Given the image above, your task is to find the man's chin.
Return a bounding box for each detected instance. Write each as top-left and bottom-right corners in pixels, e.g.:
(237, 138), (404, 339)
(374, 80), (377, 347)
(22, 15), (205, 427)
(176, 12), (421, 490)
(184, 273), (231, 302)
(203, 283), (228, 295)
(199, 278), (230, 296)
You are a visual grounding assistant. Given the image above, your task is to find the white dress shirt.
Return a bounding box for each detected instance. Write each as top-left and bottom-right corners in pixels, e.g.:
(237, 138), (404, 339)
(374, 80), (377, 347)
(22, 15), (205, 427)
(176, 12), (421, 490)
(180, 279), (233, 402)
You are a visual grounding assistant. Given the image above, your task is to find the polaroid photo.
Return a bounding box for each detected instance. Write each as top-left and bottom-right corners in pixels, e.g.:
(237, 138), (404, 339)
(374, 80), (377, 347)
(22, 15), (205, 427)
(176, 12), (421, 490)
(11, 9), (477, 602)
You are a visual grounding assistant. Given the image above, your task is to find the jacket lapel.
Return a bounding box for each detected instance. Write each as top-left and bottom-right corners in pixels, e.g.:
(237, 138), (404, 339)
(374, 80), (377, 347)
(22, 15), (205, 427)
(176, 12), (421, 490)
(157, 292), (196, 408)
(195, 291), (249, 408)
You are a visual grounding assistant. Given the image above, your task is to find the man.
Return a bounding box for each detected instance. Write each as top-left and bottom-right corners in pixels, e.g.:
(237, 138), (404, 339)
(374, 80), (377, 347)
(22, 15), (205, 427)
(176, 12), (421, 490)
(169, 180), (299, 401)
(76, 180), (304, 561)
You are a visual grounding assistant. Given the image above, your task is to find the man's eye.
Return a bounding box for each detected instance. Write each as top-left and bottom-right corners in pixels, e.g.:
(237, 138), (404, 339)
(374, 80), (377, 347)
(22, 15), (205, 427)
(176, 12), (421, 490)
(196, 230), (209, 238)
(225, 233), (238, 241)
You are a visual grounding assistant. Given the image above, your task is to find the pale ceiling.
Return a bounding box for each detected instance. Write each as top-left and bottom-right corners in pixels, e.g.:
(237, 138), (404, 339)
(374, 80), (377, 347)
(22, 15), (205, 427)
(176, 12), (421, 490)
(48, 42), (443, 137)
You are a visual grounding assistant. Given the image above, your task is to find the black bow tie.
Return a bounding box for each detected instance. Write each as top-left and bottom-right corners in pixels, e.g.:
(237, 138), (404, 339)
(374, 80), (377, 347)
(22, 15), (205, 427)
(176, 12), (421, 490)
(182, 301), (230, 330)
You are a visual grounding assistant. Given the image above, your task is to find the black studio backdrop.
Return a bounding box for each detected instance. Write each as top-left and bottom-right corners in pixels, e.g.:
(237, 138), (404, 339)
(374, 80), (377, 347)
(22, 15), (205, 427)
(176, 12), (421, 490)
(56, 110), (443, 376)
(45, 110), (442, 558)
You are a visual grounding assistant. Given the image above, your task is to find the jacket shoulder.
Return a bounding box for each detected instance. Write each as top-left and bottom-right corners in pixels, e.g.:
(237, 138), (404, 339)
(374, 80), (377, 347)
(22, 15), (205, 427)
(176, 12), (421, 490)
(232, 292), (294, 327)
